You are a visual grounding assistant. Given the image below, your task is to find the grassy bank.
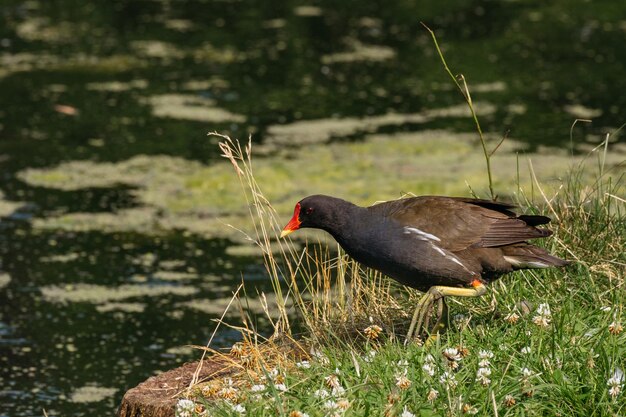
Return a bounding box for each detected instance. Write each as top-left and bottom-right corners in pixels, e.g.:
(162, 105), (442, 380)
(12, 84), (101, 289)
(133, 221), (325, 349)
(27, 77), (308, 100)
(173, 129), (624, 417)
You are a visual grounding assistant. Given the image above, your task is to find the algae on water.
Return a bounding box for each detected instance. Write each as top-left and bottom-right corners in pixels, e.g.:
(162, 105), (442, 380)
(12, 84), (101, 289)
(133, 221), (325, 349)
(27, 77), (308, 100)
(17, 127), (626, 243)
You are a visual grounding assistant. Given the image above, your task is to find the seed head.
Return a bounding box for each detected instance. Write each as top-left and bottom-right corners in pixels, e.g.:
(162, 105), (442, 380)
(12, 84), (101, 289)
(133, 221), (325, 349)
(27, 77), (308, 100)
(504, 311), (520, 324)
(337, 399), (350, 411)
(395, 374), (412, 390)
(608, 321), (623, 335)
(325, 374), (341, 389)
(427, 388), (439, 402)
(364, 324), (383, 340)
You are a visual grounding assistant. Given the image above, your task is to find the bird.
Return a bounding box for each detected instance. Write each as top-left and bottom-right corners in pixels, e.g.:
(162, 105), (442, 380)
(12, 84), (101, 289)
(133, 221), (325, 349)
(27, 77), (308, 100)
(280, 194), (570, 342)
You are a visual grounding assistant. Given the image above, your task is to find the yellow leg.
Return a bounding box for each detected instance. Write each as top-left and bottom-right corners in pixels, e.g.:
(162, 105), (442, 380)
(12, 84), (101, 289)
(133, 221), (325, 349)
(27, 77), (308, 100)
(404, 282), (487, 345)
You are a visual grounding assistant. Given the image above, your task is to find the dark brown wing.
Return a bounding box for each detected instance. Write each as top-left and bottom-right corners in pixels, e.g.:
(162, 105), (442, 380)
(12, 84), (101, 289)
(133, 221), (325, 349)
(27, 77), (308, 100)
(370, 196), (551, 251)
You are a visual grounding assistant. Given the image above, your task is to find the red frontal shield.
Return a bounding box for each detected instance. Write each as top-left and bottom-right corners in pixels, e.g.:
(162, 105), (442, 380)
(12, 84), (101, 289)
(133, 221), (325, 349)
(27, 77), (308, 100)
(280, 203), (302, 237)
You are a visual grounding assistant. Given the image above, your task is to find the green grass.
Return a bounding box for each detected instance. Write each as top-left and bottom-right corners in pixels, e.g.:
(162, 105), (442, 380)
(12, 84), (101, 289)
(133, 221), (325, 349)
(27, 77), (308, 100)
(173, 129), (625, 417)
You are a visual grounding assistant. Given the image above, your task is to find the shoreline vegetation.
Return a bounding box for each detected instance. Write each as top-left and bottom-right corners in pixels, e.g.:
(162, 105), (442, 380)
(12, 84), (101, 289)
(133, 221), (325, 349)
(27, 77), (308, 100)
(165, 129), (624, 417)
(164, 34), (624, 417)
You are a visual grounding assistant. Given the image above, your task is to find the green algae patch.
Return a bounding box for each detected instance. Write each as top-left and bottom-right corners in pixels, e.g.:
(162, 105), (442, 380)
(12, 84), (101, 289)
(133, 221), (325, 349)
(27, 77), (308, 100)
(0, 190), (24, 217)
(69, 385), (117, 403)
(165, 345), (194, 355)
(262, 103), (497, 150)
(18, 154), (201, 191)
(0, 273), (10, 289)
(40, 283), (198, 304)
(143, 94), (246, 123)
(86, 79), (148, 92)
(16, 17), (81, 44)
(153, 270), (200, 281)
(95, 302), (146, 313)
(321, 39), (396, 64)
(18, 128), (626, 241)
(40, 252), (82, 263)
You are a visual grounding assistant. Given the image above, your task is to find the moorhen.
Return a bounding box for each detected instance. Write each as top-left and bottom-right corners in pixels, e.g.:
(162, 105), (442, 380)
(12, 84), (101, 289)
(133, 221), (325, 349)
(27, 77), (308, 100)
(281, 194), (569, 341)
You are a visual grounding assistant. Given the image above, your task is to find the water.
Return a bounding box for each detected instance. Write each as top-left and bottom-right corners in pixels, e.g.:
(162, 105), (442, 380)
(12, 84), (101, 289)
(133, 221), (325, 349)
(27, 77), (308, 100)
(1, 1), (625, 415)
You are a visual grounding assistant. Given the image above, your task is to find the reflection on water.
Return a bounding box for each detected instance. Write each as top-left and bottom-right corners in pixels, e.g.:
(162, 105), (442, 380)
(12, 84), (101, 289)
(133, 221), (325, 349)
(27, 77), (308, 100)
(0, 0), (625, 415)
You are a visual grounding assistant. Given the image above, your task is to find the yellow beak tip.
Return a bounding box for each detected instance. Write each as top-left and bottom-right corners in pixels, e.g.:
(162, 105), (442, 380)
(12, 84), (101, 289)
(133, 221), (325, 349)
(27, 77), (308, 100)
(280, 229), (293, 238)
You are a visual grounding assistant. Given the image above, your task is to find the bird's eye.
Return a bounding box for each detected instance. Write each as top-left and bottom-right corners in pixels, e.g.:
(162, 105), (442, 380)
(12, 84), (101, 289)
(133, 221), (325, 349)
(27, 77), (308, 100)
(305, 207), (314, 215)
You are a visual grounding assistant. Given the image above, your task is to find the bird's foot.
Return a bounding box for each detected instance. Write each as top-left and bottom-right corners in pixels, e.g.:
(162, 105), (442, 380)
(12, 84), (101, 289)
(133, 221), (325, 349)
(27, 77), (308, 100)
(404, 289), (448, 345)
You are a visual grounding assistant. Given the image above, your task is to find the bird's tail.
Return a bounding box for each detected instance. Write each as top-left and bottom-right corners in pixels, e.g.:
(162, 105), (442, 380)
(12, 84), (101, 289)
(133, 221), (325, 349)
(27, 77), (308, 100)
(502, 243), (571, 269)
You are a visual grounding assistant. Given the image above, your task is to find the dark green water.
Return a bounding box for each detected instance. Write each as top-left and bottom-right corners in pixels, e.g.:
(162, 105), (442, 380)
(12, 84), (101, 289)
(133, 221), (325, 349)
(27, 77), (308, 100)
(0, 1), (624, 416)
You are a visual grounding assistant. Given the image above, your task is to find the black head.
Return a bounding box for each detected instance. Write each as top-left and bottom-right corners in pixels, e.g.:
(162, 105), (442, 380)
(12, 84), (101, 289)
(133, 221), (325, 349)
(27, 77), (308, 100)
(280, 195), (352, 237)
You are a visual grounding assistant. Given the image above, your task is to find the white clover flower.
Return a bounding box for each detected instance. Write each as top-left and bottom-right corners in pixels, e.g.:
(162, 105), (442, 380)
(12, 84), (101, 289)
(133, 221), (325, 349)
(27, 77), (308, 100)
(533, 303), (552, 327)
(607, 368), (624, 399)
(443, 347), (461, 362)
(231, 403), (246, 414)
(439, 371), (458, 388)
(536, 303), (549, 314)
(400, 406), (416, 417)
(476, 367), (492, 386)
(424, 354), (435, 363)
(314, 388), (330, 399)
(274, 383), (288, 392)
(250, 384), (266, 392)
(175, 399), (195, 417)
(427, 388), (439, 402)
(363, 350), (376, 363)
(521, 346), (531, 355)
(478, 350), (494, 359)
(323, 400), (338, 410)
(422, 362), (436, 377)
(478, 350), (494, 367)
(296, 360), (311, 369)
(331, 385), (346, 396)
(310, 348), (329, 364)
(521, 367), (533, 378)
(396, 359), (409, 368)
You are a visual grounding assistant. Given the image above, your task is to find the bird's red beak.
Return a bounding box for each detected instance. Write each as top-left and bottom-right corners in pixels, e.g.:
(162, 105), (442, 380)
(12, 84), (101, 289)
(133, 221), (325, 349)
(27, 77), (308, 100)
(280, 203), (301, 238)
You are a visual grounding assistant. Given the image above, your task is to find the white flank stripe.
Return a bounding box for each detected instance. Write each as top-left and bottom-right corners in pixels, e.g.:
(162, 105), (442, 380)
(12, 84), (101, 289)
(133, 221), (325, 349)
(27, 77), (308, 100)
(431, 243), (473, 273)
(403, 227), (441, 241)
(431, 244), (447, 256)
(503, 256), (549, 268)
(449, 257), (465, 267)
